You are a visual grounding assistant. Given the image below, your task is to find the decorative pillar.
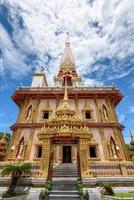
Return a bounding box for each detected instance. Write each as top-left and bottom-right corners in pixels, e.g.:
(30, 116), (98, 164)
(114, 128), (129, 161)
(106, 99), (117, 122)
(25, 128), (35, 160)
(53, 145), (56, 164)
(120, 163), (128, 176)
(79, 139), (92, 178)
(94, 99), (102, 122)
(99, 128), (109, 160)
(41, 138), (51, 178)
(17, 99), (28, 123)
(110, 101), (119, 122)
(33, 99), (40, 122)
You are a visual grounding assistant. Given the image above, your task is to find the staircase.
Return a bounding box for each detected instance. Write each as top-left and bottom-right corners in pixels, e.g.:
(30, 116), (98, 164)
(49, 163), (80, 200)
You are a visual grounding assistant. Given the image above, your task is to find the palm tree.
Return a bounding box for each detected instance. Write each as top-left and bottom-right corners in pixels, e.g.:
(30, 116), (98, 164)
(1, 162), (32, 196)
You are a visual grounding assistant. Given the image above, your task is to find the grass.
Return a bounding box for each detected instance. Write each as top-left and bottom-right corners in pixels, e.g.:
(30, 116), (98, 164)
(114, 192), (134, 198)
(2, 192), (27, 198)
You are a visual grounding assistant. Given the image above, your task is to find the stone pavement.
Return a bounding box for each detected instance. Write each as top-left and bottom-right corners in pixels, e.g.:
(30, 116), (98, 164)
(26, 188), (42, 200)
(87, 187), (102, 200)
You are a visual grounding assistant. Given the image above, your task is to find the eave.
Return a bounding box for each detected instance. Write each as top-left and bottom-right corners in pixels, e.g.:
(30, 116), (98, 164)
(12, 86), (123, 107)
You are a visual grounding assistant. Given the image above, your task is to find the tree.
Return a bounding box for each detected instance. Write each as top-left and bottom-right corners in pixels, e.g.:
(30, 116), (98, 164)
(1, 162), (32, 197)
(0, 132), (11, 148)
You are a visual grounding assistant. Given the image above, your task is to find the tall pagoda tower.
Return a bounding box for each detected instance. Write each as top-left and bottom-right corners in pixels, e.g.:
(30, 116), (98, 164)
(5, 41), (134, 180)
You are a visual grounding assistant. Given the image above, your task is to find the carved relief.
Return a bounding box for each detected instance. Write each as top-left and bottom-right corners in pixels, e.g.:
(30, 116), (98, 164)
(107, 136), (121, 159)
(25, 105), (33, 121)
(100, 104), (110, 122)
(16, 137), (27, 159)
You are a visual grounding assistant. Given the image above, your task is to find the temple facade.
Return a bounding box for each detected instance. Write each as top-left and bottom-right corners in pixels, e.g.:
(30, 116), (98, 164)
(5, 42), (134, 179)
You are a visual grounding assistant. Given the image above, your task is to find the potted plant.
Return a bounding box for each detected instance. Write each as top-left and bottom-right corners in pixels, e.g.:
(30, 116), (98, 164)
(1, 162), (32, 199)
(39, 189), (49, 200)
(99, 182), (114, 196)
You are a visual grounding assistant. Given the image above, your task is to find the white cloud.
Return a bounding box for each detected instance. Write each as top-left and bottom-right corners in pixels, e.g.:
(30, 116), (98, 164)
(0, 0), (134, 85)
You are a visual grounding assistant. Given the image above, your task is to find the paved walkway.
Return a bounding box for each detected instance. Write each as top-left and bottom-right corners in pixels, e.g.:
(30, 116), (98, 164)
(26, 188), (42, 200)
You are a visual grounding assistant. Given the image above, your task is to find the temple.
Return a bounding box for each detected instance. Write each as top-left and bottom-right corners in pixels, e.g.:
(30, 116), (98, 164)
(5, 41), (134, 180)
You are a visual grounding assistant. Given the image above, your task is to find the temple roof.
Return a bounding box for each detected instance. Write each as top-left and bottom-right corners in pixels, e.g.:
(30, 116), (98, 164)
(60, 42), (75, 68)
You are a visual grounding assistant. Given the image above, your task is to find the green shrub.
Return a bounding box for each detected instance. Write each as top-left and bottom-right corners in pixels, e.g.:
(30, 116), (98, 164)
(83, 190), (89, 200)
(99, 182), (114, 196)
(39, 179), (53, 200)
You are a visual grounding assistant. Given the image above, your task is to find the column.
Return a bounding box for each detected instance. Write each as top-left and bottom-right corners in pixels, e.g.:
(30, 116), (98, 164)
(41, 138), (51, 178)
(99, 128), (109, 160)
(79, 139), (92, 178)
(33, 99), (40, 122)
(25, 128), (35, 160)
(94, 99), (102, 122)
(114, 128), (129, 161)
(17, 99), (28, 122)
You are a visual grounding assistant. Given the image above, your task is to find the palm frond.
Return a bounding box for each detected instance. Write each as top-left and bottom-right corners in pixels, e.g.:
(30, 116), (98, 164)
(1, 163), (32, 177)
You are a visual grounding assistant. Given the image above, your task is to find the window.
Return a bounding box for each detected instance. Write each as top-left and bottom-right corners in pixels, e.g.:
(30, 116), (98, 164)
(37, 146), (42, 158)
(85, 111), (91, 119)
(62, 76), (72, 86)
(89, 146), (97, 158)
(42, 111), (49, 119)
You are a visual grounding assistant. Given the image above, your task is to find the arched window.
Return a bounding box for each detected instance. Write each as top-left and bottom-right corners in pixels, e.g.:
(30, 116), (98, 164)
(102, 104), (109, 120)
(26, 105), (32, 120)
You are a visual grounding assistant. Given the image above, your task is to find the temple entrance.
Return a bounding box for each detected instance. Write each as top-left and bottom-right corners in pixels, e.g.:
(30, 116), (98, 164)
(63, 146), (72, 163)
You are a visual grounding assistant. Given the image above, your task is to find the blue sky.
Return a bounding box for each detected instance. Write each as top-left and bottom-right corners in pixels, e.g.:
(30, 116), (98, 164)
(0, 0), (134, 143)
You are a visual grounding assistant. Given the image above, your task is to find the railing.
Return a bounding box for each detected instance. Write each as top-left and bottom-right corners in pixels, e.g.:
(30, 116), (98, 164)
(16, 86), (119, 92)
(126, 163), (134, 175)
(90, 163), (122, 176)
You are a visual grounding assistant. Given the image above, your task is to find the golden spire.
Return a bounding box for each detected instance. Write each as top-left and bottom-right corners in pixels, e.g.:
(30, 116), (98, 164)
(60, 33), (75, 68)
(129, 129), (134, 148)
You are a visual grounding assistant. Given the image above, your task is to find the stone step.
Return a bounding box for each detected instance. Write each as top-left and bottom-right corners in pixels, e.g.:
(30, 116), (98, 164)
(50, 190), (79, 195)
(50, 164), (80, 200)
(49, 194), (80, 200)
(53, 174), (77, 177)
(53, 170), (77, 173)
(49, 197), (80, 200)
(52, 187), (77, 191)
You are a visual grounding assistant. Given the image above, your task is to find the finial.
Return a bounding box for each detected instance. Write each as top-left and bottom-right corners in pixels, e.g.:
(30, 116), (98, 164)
(129, 128), (133, 138)
(41, 66), (45, 72)
(112, 82), (115, 87)
(66, 32), (70, 44)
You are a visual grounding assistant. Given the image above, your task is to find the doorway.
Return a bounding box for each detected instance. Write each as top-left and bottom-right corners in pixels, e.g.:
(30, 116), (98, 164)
(63, 146), (72, 163)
